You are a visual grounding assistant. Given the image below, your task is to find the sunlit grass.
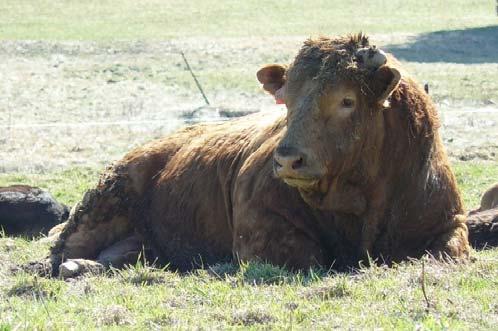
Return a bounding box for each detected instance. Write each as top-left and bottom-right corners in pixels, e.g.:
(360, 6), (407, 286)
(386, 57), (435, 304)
(0, 0), (495, 40)
(0, 167), (99, 206)
(1, 239), (497, 329)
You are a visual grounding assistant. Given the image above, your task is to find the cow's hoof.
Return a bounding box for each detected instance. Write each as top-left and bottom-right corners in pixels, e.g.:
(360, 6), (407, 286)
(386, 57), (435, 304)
(59, 259), (104, 279)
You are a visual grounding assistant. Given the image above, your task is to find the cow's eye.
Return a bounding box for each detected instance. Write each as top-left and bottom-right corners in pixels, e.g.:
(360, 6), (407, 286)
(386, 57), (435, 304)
(341, 98), (355, 108)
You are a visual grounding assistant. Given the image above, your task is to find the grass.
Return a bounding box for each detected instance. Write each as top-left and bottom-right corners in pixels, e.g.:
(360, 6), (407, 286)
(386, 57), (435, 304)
(454, 162), (498, 209)
(406, 63), (498, 103)
(1, 241), (497, 329)
(0, 167), (99, 206)
(0, 0), (496, 40)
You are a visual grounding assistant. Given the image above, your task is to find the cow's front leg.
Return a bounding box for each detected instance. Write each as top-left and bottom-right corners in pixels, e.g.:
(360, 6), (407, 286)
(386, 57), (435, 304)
(232, 211), (326, 270)
(428, 215), (470, 260)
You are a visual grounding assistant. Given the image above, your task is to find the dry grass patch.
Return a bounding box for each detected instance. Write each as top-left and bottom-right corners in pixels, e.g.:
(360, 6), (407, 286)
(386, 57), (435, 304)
(94, 304), (134, 326)
(231, 309), (276, 326)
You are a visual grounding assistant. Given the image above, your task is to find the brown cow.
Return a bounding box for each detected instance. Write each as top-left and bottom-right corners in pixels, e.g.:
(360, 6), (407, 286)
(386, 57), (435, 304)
(473, 183), (498, 213)
(43, 34), (473, 276)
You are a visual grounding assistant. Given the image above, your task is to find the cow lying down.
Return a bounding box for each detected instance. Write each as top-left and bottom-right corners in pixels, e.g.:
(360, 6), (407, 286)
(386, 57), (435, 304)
(0, 185), (68, 237)
(37, 34), (497, 277)
(467, 183), (498, 249)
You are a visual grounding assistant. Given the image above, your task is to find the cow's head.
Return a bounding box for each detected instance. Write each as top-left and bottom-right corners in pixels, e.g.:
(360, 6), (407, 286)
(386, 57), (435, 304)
(257, 35), (401, 204)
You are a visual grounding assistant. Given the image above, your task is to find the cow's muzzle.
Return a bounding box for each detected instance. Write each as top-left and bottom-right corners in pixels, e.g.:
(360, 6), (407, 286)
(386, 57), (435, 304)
(273, 146), (320, 189)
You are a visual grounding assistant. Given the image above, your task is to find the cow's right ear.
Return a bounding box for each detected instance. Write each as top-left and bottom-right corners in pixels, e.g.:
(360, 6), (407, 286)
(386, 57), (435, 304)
(257, 64), (286, 99)
(370, 65), (401, 107)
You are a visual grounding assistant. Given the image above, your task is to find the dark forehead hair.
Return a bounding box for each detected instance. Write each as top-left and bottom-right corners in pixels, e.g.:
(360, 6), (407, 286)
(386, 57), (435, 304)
(286, 33), (374, 96)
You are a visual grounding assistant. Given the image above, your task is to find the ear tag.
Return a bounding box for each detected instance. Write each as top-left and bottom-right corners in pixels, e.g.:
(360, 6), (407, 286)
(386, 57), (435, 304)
(275, 86), (285, 104)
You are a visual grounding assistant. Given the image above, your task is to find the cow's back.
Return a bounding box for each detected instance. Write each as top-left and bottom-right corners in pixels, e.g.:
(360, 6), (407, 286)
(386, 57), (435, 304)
(137, 111), (286, 269)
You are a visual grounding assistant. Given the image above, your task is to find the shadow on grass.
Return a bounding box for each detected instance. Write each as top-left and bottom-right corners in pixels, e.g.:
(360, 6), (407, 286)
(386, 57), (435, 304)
(385, 25), (498, 63)
(207, 261), (333, 285)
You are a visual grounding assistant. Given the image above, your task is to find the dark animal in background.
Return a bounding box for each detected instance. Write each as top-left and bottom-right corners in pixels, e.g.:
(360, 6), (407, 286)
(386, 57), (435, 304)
(0, 185), (69, 237)
(467, 207), (498, 249)
(467, 183), (498, 248)
(475, 183), (498, 212)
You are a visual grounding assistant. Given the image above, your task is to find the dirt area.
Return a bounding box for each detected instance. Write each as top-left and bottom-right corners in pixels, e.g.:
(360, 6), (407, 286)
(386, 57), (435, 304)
(0, 37), (496, 173)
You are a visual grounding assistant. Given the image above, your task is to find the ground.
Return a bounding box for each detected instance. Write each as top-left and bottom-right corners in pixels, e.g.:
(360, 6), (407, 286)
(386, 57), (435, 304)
(1, 239), (498, 329)
(0, 0), (497, 329)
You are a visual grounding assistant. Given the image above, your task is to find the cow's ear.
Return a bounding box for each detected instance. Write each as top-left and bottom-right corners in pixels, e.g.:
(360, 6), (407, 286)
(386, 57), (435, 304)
(371, 65), (401, 106)
(257, 64), (286, 96)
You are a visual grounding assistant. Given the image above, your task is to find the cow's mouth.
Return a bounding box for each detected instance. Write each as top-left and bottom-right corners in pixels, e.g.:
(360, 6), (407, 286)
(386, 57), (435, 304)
(282, 177), (320, 189)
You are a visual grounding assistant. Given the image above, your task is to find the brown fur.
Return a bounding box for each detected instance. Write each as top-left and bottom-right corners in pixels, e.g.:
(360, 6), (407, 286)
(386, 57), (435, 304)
(47, 34), (471, 273)
(475, 183), (498, 212)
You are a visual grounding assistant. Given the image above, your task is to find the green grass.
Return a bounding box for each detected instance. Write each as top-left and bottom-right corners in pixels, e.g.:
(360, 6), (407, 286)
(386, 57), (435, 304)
(1, 241), (497, 329)
(0, 167), (99, 206)
(406, 63), (498, 103)
(0, 0), (496, 40)
(454, 162), (498, 209)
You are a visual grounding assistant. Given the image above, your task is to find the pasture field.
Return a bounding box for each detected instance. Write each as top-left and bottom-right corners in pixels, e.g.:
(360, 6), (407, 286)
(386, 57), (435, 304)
(0, 0), (497, 329)
(0, 0), (496, 40)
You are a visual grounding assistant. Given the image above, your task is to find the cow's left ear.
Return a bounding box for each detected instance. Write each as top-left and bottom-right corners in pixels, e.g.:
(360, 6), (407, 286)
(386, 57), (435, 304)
(371, 65), (401, 106)
(257, 64), (286, 103)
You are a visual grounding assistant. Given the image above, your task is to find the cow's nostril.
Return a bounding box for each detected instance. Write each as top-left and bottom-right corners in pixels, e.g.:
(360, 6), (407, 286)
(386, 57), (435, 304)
(274, 146), (307, 175)
(292, 157), (304, 170)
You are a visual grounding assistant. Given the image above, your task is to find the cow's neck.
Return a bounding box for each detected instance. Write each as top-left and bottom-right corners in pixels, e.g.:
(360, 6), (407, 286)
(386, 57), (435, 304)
(371, 80), (464, 220)
(379, 82), (438, 188)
